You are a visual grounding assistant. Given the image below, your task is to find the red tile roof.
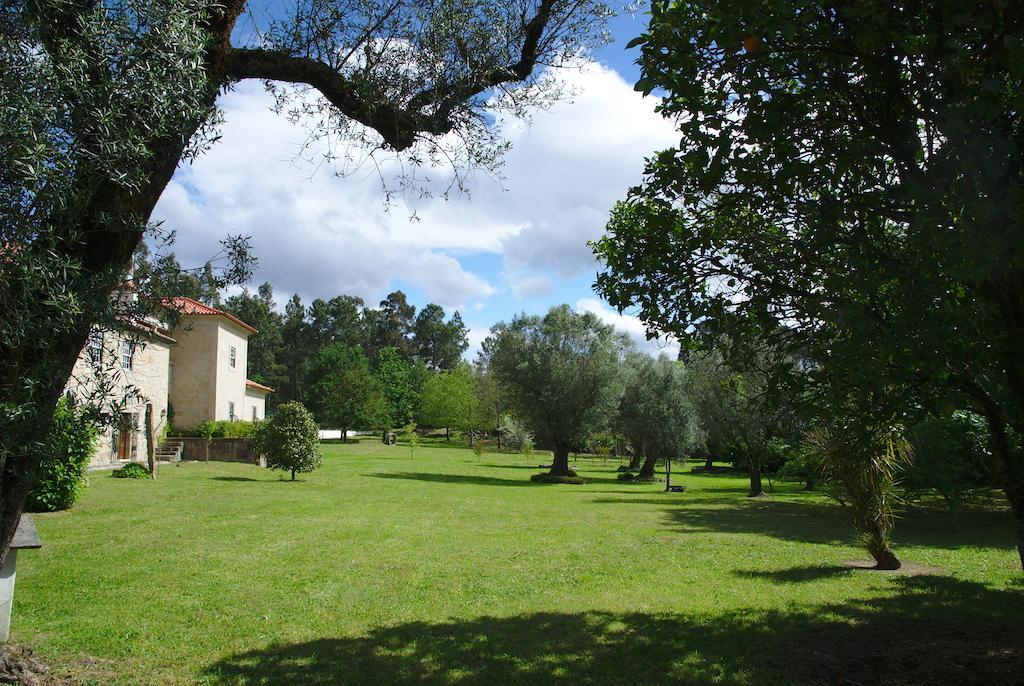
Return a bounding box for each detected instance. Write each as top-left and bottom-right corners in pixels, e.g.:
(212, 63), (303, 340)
(245, 379), (274, 393)
(167, 297), (258, 334)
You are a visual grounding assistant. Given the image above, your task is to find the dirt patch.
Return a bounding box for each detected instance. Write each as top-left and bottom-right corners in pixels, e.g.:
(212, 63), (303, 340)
(0, 646), (112, 686)
(841, 559), (945, 575)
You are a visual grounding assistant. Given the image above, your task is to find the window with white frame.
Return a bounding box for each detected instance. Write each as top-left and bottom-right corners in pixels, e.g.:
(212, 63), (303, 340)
(88, 331), (103, 364)
(121, 340), (134, 370)
(229, 346), (237, 368)
(228, 401), (235, 421)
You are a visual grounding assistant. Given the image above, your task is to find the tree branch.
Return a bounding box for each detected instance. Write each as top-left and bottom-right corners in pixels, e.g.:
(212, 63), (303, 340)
(220, 0), (562, 151)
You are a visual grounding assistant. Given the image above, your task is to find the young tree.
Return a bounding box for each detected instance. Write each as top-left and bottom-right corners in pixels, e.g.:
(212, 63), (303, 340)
(418, 365), (477, 440)
(2, 0), (611, 563)
(616, 354), (693, 480)
(803, 417), (913, 570)
(485, 305), (629, 479)
(253, 401), (322, 481)
(308, 344), (387, 441)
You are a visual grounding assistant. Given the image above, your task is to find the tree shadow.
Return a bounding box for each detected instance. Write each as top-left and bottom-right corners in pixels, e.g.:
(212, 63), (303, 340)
(641, 496), (1016, 551)
(734, 564), (854, 584)
(366, 472), (535, 488)
(210, 476), (262, 482)
(201, 576), (1024, 685)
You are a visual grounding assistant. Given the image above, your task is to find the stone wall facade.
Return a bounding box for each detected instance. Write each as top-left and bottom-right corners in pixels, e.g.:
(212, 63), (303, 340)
(67, 327), (172, 466)
(177, 437), (261, 465)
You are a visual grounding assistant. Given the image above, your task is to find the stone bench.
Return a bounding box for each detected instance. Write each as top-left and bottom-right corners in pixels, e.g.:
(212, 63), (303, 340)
(1, 515), (42, 642)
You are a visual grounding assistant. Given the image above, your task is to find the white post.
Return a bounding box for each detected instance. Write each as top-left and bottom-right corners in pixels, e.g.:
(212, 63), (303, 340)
(0, 549), (19, 642)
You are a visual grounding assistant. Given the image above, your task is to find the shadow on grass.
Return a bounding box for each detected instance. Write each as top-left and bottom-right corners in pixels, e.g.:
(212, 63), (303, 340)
(202, 576), (1024, 686)
(734, 564), (855, 584)
(591, 491), (1016, 551)
(367, 472), (535, 488)
(210, 476), (262, 482)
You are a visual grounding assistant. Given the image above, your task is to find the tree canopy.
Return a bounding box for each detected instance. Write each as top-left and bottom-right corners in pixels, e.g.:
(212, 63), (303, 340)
(485, 305), (630, 478)
(593, 0), (1024, 569)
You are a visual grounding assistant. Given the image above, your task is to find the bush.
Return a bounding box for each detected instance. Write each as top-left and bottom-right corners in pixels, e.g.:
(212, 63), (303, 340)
(585, 431), (615, 455)
(253, 402), (322, 480)
(905, 411), (993, 511)
(174, 420), (258, 439)
(499, 414), (534, 452)
(112, 462), (150, 479)
(26, 398), (98, 512)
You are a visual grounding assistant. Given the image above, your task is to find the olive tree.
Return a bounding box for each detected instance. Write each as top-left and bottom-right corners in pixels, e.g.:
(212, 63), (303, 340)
(616, 354), (694, 480)
(484, 305), (630, 481)
(1, 0), (612, 562)
(253, 401), (322, 481)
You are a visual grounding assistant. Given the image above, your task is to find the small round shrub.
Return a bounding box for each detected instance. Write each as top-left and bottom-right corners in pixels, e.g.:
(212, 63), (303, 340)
(254, 401), (322, 480)
(26, 399), (98, 512)
(530, 472), (586, 484)
(112, 462), (150, 479)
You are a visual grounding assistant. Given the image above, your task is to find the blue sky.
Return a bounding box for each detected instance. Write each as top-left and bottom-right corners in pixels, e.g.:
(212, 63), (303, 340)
(152, 4), (680, 358)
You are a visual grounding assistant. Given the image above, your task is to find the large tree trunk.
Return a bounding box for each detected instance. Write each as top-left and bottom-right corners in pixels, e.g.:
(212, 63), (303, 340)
(748, 452), (765, 497)
(549, 445), (573, 476)
(866, 520), (901, 570)
(637, 454), (657, 479)
(627, 453), (641, 470)
(704, 454), (714, 470)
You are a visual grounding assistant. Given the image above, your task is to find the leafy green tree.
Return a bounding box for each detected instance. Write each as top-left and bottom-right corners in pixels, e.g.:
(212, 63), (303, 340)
(374, 347), (418, 429)
(419, 365), (477, 440)
(485, 305), (629, 478)
(472, 362), (504, 447)
(279, 294), (310, 405)
(367, 291), (417, 359)
(1, 0), (610, 563)
(616, 354), (694, 480)
(594, 0), (1024, 569)
(906, 411), (994, 512)
(684, 347), (795, 497)
(309, 344), (387, 441)
(412, 304), (469, 371)
(308, 295), (367, 352)
(253, 401), (322, 481)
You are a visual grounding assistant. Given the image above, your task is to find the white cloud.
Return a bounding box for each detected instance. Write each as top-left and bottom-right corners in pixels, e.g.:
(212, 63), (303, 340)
(576, 298), (680, 359)
(151, 60), (677, 315)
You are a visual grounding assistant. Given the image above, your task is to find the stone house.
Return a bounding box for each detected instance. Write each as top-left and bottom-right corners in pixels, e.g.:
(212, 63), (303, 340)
(70, 297), (272, 466)
(166, 297), (271, 429)
(66, 320), (176, 465)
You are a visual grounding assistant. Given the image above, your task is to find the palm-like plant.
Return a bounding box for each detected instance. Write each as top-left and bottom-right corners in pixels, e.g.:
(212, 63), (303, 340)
(803, 422), (913, 569)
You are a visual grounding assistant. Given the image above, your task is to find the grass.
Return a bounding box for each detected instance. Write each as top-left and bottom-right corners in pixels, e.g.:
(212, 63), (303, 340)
(14, 440), (1024, 685)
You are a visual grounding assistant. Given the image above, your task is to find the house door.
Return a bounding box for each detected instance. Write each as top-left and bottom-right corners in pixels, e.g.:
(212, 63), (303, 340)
(117, 412), (135, 460)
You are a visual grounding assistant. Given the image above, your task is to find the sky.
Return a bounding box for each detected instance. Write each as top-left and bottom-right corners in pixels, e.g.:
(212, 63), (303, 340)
(151, 5), (681, 359)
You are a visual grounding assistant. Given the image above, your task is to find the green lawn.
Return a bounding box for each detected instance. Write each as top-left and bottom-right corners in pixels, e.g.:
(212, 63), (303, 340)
(15, 440), (1024, 685)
